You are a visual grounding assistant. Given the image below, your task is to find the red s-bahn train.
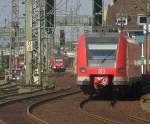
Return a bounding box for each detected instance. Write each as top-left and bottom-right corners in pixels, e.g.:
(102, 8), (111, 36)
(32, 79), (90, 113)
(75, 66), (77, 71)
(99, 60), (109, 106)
(50, 53), (65, 72)
(76, 32), (141, 95)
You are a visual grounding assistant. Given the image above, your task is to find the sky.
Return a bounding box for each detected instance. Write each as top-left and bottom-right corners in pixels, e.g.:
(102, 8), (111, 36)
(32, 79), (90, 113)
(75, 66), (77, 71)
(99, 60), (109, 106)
(56, 0), (92, 16)
(0, 0), (93, 27)
(0, 0), (25, 27)
(0, 0), (11, 27)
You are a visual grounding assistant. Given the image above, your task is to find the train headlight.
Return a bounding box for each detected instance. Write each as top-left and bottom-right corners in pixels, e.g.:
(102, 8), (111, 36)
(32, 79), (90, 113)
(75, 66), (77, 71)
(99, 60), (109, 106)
(80, 68), (87, 73)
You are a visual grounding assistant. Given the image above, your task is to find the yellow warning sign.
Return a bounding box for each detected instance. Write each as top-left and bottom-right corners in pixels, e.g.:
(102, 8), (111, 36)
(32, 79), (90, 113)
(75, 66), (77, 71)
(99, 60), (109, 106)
(26, 40), (33, 51)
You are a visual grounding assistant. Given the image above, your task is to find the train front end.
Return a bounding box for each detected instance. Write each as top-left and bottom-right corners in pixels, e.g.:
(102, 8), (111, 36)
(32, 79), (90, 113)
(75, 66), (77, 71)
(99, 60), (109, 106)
(51, 55), (65, 72)
(76, 33), (119, 95)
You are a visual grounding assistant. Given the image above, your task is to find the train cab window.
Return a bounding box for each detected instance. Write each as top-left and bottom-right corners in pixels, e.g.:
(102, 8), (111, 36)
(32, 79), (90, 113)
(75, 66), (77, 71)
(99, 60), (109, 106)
(86, 37), (118, 68)
(55, 58), (63, 64)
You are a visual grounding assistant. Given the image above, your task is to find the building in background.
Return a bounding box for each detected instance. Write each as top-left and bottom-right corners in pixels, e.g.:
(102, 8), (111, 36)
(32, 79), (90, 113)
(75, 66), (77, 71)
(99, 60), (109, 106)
(106, 0), (150, 45)
(106, 0), (150, 74)
(54, 0), (93, 48)
(107, 0), (147, 33)
(54, 15), (92, 45)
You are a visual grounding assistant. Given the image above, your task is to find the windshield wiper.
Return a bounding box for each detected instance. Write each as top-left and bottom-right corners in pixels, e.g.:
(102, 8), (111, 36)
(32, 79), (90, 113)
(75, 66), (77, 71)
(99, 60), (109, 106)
(101, 51), (114, 63)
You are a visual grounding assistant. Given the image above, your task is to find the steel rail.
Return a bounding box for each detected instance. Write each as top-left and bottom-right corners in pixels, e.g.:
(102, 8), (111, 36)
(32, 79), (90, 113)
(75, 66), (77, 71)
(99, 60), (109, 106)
(0, 82), (19, 99)
(80, 97), (150, 124)
(0, 87), (72, 124)
(0, 82), (14, 88)
(79, 98), (122, 124)
(27, 88), (81, 124)
(128, 115), (150, 124)
(0, 89), (43, 102)
(0, 82), (10, 87)
(0, 84), (17, 90)
(0, 88), (64, 106)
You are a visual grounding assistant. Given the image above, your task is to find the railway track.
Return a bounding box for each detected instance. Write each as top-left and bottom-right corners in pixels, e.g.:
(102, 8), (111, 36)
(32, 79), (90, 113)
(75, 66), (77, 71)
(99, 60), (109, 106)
(0, 81), (47, 103)
(0, 82), (15, 89)
(79, 96), (150, 124)
(128, 115), (150, 124)
(0, 85), (69, 105)
(0, 72), (76, 124)
(0, 89), (44, 105)
(0, 85), (80, 124)
(1, 72), (149, 124)
(27, 87), (81, 124)
(0, 82), (19, 97)
(80, 98), (121, 124)
(0, 81), (18, 91)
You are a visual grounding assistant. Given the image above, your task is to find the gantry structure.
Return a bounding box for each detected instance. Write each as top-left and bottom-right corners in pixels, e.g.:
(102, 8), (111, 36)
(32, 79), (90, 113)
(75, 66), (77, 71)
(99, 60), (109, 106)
(26, 0), (54, 87)
(10, 0), (19, 73)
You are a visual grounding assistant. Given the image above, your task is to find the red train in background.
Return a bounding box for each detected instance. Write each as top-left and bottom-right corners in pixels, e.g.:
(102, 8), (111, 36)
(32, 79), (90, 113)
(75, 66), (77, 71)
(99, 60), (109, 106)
(76, 32), (141, 95)
(50, 52), (65, 72)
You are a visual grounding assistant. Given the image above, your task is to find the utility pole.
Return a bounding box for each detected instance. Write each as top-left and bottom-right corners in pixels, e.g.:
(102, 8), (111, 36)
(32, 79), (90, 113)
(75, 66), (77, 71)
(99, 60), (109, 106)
(32, 0), (41, 85)
(31, 0), (55, 88)
(10, 0), (19, 77)
(25, 0), (33, 84)
(145, 2), (150, 74)
(65, 0), (68, 25)
(40, 0), (47, 88)
(25, 0), (55, 87)
(92, 0), (103, 31)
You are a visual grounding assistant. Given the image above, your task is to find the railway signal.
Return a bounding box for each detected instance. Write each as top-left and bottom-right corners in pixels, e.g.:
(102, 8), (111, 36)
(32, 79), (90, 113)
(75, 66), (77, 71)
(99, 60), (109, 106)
(60, 30), (65, 48)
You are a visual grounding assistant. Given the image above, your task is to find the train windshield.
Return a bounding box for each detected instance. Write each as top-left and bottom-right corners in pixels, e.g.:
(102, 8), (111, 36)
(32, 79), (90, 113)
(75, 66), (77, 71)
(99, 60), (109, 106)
(87, 37), (118, 68)
(55, 58), (63, 64)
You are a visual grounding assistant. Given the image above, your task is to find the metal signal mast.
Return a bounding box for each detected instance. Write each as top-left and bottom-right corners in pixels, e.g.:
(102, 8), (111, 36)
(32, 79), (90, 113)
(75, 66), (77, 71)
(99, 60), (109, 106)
(25, 0), (32, 84)
(10, 0), (19, 73)
(25, 0), (55, 88)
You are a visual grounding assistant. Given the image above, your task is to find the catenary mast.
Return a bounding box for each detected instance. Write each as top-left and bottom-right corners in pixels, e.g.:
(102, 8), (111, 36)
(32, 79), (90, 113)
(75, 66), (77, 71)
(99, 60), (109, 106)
(10, 0), (19, 74)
